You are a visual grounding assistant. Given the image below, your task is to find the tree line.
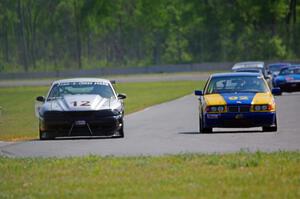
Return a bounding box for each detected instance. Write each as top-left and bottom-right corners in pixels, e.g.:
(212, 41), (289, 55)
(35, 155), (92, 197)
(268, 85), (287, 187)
(0, 0), (299, 72)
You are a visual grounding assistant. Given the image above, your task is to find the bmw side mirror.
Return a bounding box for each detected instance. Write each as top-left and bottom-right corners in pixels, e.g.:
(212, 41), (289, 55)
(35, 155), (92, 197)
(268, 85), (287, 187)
(36, 96), (45, 102)
(194, 90), (203, 96)
(271, 88), (281, 96)
(117, 93), (127, 99)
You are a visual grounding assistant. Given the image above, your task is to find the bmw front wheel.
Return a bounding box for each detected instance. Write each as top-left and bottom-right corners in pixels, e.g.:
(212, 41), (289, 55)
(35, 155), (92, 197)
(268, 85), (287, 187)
(199, 115), (212, 133)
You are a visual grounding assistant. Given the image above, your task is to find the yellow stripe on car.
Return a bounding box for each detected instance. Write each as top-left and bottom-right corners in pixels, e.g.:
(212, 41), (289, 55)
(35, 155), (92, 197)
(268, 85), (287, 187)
(252, 92), (273, 105)
(204, 94), (227, 106)
(251, 92), (276, 112)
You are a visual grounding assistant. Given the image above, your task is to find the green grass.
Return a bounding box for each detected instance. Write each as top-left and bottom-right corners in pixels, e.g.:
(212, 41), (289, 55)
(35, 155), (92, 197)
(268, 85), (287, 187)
(0, 81), (204, 140)
(0, 151), (299, 198)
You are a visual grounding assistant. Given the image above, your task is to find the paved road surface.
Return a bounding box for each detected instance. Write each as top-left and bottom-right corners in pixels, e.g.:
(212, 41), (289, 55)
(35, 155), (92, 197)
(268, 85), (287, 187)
(1, 92), (299, 157)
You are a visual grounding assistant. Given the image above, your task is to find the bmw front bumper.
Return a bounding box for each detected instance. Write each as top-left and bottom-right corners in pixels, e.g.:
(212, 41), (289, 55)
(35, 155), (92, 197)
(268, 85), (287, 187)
(204, 112), (276, 128)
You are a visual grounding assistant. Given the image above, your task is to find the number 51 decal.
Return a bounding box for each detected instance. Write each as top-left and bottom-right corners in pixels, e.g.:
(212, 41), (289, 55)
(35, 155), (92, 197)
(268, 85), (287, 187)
(71, 101), (91, 107)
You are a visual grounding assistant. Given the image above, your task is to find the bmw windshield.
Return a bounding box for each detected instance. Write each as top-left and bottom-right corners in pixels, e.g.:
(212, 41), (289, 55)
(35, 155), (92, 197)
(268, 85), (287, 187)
(47, 82), (115, 101)
(205, 76), (269, 94)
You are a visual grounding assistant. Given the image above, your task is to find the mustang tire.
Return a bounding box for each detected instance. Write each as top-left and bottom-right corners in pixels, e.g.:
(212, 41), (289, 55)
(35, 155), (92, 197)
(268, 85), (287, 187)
(39, 130), (55, 140)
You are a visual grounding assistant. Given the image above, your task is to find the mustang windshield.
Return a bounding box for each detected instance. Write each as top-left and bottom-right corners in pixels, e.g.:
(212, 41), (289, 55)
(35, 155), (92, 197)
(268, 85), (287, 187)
(47, 82), (115, 100)
(205, 76), (268, 94)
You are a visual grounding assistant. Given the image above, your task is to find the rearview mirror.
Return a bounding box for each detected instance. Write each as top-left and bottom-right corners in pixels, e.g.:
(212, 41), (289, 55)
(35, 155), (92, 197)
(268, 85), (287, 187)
(194, 90), (203, 96)
(36, 96), (45, 102)
(271, 88), (282, 96)
(117, 93), (126, 99)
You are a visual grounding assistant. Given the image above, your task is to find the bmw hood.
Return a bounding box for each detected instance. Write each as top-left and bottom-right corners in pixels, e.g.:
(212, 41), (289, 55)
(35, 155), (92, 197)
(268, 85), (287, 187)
(41, 94), (121, 112)
(204, 92), (273, 106)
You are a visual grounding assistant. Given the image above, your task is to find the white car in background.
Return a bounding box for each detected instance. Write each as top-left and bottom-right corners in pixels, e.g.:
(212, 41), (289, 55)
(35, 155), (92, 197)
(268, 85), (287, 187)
(232, 61), (270, 80)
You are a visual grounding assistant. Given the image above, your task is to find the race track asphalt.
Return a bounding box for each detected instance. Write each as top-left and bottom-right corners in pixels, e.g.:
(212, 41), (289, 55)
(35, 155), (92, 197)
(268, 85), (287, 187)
(1, 92), (299, 157)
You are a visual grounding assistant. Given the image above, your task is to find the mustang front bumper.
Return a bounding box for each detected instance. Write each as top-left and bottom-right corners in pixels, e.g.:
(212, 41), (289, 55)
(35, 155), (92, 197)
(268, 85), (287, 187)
(204, 112), (276, 128)
(39, 110), (123, 137)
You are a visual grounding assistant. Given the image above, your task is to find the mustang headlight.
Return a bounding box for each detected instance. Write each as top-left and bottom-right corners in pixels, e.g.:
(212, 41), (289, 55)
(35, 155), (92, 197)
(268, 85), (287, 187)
(206, 105), (226, 113)
(112, 109), (122, 115)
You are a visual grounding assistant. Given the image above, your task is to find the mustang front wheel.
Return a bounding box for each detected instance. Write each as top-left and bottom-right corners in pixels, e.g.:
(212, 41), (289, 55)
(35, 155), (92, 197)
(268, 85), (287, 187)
(39, 130), (55, 140)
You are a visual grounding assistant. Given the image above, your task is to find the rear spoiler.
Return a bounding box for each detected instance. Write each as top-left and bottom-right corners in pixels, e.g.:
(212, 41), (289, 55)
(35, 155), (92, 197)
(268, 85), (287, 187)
(110, 80), (116, 84)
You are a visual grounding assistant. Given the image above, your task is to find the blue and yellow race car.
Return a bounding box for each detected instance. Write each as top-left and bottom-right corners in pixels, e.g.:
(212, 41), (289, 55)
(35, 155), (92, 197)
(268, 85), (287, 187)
(195, 73), (280, 133)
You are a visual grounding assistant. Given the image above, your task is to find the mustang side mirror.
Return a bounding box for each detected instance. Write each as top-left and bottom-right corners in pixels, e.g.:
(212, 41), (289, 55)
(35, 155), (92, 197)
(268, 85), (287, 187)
(110, 80), (116, 84)
(36, 96), (45, 102)
(194, 90), (203, 96)
(271, 88), (282, 96)
(117, 93), (127, 99)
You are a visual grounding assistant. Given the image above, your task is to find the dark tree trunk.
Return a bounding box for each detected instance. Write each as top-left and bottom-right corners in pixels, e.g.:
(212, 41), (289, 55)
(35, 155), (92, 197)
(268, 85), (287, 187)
(17, 0), (29, 72)
(287, 0), (297, 24)
(3, 19), (9, 62)
(74, 0), (82, 69)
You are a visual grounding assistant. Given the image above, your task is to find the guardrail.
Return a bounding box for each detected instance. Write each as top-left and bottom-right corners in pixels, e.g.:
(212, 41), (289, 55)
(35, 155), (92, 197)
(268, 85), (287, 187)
(0, 62), (234, 80)
(1, 61), (297, 80)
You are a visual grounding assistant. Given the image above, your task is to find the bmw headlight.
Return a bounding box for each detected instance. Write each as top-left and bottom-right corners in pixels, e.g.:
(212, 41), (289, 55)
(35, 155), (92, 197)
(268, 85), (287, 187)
(211, 106), (217, 112)
(206, 106), (226, 113)
(254, 105), (261, 111)
(261, 105), (268, 111)
(252, 104), (274, 112)
(218, 106), (224, 112)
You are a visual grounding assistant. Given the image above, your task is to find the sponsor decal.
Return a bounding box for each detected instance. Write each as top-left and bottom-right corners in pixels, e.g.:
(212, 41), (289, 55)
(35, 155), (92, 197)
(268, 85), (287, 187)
(59, 82), (109, 86)
(75, 120), (86, 126)
(207, 114), (219, 119)
(229, 96), (238, 100)
(235, 114), (244, 119)
(240, 96), (249, 100)
(228, 96), (249, 100)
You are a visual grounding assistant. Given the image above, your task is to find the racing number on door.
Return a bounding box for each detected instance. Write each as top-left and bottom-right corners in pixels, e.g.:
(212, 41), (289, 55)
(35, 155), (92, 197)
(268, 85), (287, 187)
(71, 101), (90, 107)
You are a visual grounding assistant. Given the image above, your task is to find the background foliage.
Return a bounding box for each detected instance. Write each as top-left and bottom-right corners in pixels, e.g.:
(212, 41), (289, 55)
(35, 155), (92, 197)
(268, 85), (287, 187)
(0, 0), (299, 72)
